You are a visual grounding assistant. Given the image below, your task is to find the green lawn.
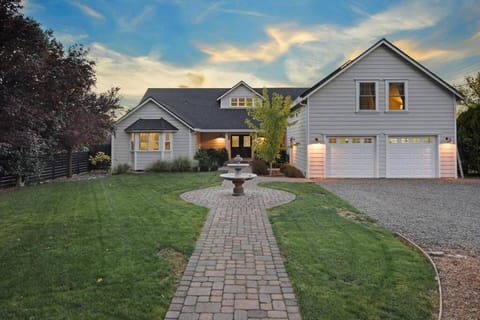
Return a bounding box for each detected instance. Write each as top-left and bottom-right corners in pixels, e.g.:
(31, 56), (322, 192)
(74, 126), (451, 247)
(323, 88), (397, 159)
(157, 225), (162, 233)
(0, 172), (219, 320)
(264, 182), (438, 320)
(0, 175), (438, 320)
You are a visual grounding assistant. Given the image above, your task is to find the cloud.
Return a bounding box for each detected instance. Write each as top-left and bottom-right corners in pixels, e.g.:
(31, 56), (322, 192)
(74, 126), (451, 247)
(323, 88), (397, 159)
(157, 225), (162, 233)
(68, 1), (104, 20)
(55, 32), (88, 45)
(89, 43), (287, 107)
(197, 25), (318, 63)
(117, 5), (155, 31)
(193, 1), (269, 23)
(194, 2), (222, 23)
(21, 0), (45, 15)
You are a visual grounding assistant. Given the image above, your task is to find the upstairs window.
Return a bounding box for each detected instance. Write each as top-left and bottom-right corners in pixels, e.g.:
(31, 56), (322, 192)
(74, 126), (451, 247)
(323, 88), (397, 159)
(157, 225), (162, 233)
(387, 81), (407, 111)
(357, 82), (377, 111)
(230, 97), (254, 107)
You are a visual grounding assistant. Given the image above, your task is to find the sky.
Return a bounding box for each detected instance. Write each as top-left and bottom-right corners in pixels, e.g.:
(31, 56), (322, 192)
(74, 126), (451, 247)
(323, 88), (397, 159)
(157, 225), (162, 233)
(22, 0), (480, 108)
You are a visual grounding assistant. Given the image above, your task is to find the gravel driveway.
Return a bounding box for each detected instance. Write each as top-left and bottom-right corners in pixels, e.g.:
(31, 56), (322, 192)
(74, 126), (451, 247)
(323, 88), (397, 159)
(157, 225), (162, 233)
(318, 179), (480, 250)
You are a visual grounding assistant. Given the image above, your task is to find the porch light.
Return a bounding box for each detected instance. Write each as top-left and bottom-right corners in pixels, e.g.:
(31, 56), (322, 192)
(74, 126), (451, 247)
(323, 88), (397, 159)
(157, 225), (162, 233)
(314, 137), (323, 143)
(444, 136), (453, 144)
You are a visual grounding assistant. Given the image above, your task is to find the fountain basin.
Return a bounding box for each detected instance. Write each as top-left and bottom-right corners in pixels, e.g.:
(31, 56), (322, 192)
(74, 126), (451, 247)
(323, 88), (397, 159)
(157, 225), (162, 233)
(220, 173), (257, 196)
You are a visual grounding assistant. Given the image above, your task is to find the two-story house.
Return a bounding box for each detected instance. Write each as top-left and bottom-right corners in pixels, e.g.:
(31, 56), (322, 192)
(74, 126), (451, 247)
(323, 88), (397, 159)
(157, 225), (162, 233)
(112, 39), (463, 178)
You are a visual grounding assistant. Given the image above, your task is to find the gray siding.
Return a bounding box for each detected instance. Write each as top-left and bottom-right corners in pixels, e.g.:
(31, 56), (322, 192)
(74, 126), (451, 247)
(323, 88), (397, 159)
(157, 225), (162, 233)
(287, 105), (308, 175)
(307, 45), (456, 177)
(112, 101), (193, 169)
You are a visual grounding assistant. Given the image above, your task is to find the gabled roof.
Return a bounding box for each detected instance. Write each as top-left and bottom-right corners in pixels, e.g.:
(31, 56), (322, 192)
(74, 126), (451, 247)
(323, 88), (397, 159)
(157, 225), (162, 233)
(124, 118), (178, 132)
(137, 87), (307, 131)
(216, 80), (263, 101)
(295, 38), (464, 105)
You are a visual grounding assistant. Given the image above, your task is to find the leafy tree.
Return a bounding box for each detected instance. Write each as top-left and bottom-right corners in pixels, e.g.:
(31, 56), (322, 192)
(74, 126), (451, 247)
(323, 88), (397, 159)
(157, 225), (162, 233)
(0, 0), (121, 183)
(457, 72), (480, 175)
(245, 88), (293, 175)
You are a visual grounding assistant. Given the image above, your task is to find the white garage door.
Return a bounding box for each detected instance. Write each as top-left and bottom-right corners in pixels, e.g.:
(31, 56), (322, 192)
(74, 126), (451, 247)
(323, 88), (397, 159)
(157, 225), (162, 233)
(387, 136), (436, 178)
(326, 137), (376, 178)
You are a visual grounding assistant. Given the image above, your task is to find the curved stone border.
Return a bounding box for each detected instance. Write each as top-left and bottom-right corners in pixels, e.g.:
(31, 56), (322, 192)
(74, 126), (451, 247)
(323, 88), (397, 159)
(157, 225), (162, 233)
(395, 232), (443, 320)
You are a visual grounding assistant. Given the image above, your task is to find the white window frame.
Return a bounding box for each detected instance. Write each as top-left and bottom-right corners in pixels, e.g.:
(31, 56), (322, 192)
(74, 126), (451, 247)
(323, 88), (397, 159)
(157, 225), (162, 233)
(230, 96), (254, 108)
(356, 80), (379, 112)
(385, 80), (408, 112)
(163, 132), (172, 152)
(132, 132), (174, 152)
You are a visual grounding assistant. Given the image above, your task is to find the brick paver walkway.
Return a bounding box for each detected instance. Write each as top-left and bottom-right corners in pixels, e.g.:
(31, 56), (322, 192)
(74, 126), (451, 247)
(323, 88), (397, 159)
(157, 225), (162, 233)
(165, 178), (302, 320)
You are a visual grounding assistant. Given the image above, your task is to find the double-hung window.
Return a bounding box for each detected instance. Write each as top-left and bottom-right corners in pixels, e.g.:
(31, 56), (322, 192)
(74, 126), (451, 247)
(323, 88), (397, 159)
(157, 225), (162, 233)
(139, 133), (160, 151)
(356, 81), (378, 111)
(164, 132), (172, 151)
(386, 81), (407, 111)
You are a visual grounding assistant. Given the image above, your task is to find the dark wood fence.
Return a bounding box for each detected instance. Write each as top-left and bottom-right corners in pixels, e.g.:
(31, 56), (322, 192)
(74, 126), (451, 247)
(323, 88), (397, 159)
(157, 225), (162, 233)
(1, 151), (91, 189)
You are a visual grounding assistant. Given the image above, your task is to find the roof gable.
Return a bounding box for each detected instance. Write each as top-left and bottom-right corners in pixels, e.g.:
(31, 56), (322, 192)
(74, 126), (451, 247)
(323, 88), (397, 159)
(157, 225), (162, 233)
(295, 38), (464, 104)
(216, 80), (263, 101)
(124, 118), (178, 132)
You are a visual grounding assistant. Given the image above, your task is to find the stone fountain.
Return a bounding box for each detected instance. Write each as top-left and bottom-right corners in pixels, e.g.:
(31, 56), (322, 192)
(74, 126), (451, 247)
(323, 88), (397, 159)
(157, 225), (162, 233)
(220, 155), (257, 196)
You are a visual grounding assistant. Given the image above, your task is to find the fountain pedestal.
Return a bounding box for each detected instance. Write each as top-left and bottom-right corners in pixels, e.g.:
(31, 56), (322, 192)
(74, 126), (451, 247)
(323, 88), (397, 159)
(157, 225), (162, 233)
(220, 155), (257, 196)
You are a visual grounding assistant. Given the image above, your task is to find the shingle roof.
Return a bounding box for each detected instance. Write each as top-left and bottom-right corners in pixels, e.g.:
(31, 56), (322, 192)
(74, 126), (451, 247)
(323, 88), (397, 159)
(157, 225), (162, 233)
(124, 118), (178, 132)
(140, 87), (308, 130)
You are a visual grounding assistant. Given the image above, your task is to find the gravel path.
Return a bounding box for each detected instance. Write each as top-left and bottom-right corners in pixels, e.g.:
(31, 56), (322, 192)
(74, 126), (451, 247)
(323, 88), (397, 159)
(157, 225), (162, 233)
(318, 179), (480, 250)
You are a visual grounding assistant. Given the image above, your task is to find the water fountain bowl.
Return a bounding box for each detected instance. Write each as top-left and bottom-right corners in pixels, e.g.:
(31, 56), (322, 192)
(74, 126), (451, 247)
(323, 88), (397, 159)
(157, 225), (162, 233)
(220, 155), (257, 196)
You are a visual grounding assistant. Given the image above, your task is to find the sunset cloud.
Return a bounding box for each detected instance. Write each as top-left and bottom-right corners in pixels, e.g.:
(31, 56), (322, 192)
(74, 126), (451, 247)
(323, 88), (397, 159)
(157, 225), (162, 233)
(69, 1), (104, 20)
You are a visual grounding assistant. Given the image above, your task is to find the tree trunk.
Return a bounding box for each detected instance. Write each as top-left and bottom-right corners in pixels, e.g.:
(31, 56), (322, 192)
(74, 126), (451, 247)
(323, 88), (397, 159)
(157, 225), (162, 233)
(67, 148), (73, 178)
(269, 162), (273, 176)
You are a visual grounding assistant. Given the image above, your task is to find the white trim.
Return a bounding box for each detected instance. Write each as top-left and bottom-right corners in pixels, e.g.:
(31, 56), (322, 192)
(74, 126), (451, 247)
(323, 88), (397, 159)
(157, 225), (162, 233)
(188, 131), (192, 159)
(306, 98), (310, 178)
(225, 96), (254, 109)
(194, 128), (254, 133)
(296, 39), (463, 104)
(453, 94), (458, 178)
(216, 80), (263, 101)
(115, 97), (194, 130)
(385, 134), (389, 178)
(376, 134), (380, 178)
(356, 80), (379, 112)
(111, 133), (115, 168)
(437, 134), (441, 178)
(385, 80), (409, 112)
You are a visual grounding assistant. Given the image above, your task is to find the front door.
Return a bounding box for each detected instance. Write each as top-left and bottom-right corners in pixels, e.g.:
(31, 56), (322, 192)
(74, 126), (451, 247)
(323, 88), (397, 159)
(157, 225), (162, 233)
(230, 135), (252, 159)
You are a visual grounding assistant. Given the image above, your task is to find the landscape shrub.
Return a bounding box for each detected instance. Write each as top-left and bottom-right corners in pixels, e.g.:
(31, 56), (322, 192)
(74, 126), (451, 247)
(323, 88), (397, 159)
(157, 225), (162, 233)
(280, 164), (304, 178)
(251, 159), (268, 175)
(146, 160), (172, 172)
(194, 148), (227, 171)
(171, 157), (192, 172)
(112, 163), (130, 174)
(89, 151), (111, 171)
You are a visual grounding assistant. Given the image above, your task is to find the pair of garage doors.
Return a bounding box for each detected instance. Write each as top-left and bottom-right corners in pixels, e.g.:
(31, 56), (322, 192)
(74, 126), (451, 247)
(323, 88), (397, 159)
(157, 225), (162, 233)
(326, 136), (436, 178)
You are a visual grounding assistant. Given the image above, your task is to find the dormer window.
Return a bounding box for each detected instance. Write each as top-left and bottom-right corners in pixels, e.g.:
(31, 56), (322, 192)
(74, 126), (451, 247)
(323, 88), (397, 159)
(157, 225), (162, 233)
(230, 97), (253, 107)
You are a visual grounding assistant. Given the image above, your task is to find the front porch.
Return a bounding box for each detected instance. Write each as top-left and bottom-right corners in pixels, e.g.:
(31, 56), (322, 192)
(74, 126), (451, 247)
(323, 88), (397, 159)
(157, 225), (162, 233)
(196, 132), (254, 160)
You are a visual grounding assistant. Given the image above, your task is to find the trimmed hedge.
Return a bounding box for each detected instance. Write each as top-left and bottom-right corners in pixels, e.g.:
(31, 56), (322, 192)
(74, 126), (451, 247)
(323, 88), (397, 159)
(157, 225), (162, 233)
(280, 164), (304, 178)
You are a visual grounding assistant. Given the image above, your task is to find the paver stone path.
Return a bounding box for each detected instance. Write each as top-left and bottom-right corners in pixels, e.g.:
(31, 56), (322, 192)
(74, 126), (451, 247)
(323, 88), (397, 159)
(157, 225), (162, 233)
(165, 179), (302, 320)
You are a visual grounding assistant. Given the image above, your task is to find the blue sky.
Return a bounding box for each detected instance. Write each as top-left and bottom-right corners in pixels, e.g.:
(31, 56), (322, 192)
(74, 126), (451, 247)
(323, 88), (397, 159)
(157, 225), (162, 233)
(23, 0), (480, 107)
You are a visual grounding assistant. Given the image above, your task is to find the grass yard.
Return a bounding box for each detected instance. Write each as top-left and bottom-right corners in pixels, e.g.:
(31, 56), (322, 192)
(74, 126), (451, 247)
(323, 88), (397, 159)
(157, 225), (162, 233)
(264, 182), (438, 320)
(0, 172), (219, 320)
